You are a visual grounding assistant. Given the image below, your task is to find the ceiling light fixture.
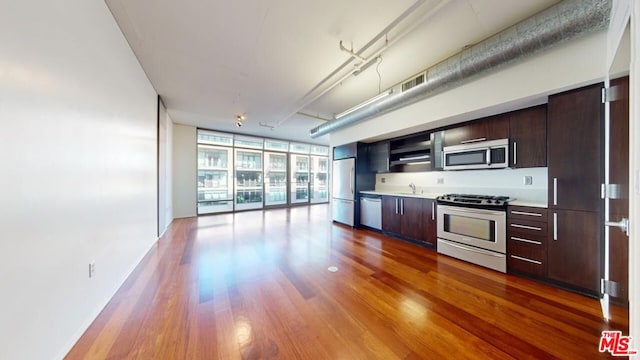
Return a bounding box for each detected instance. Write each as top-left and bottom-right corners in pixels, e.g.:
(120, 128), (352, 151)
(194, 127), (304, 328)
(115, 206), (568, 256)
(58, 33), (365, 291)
(235, 114), (245, 127)
(335, 89), (393, 119)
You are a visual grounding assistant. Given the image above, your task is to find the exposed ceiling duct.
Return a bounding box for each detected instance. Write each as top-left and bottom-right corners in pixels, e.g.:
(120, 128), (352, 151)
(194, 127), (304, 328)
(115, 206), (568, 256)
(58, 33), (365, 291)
(309, 0), (612, 138)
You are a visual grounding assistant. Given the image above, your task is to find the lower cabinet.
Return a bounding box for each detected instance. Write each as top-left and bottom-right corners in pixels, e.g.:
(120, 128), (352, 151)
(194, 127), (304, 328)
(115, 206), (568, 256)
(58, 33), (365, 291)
(382, 196), (403, 235)
(381, 195), (436, 246)
(547, 209), (601, 295)
(422, 199), (437, 246)
(507, 206), (548, 277)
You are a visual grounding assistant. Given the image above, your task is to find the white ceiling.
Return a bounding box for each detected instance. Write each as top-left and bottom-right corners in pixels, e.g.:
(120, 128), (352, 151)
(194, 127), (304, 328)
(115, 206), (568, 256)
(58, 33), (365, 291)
(106, 0), (558, 145)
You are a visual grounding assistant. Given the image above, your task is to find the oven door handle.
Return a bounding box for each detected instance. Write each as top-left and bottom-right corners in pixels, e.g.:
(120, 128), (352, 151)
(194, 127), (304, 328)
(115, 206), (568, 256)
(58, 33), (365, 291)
(442, 241), (504, 257)
(438, 205), (505, 216)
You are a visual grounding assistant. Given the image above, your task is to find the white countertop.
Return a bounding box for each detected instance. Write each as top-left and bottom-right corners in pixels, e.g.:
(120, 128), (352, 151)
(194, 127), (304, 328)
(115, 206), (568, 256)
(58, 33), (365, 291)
(360, 190), (440, 200)
(361, 191), (548, 207)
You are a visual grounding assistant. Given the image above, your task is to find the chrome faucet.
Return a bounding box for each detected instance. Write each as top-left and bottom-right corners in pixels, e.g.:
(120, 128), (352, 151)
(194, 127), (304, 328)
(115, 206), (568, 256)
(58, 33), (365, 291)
(409, 183), (416, 194)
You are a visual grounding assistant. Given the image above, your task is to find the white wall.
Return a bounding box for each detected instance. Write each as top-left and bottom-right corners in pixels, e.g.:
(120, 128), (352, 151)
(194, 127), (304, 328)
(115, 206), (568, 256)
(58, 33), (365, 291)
(158, 99), (174, 234)
(376, 167), (548, 204)
(172, 124), (197, 218)
(330, 31), (608, 146)
(0, 1), (158, 359)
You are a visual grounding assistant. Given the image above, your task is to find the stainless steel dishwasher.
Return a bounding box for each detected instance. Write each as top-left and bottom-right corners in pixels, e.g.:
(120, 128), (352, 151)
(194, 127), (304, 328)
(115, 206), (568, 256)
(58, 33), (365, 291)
(360, 196), (382, 230)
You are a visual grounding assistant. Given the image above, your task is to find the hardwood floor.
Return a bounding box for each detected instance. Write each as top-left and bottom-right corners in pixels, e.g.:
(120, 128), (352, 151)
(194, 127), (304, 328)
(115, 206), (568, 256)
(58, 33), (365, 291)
(65, 204), (628, 359)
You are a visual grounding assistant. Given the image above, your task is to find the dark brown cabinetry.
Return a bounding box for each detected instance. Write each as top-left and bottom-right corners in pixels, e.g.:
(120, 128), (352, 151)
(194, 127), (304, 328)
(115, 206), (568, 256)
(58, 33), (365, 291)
(388, 133), (431, 172)
(400, 197), (425, 241)
(509, 105), (547, 168)
(442, 114), (509, 147)
(368, 141), (389, 173)
(547, 83), (603, 212)
(547, 209), (601, 294)
(422, 199), (437, 246)
(381, 195), (425, 243)
(546, 83), (603, 295)
(382, 196), (402, 234)
(507, 206), (548, 277)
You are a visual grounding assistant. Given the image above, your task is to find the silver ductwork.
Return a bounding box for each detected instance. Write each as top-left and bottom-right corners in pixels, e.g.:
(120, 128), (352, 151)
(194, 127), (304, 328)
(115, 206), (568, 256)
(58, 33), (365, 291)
(310, 0), (611, 138)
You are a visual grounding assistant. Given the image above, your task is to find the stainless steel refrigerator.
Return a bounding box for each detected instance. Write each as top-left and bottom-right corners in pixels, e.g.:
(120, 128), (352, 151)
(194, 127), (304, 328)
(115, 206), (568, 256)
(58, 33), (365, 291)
(332, 157), (355, 226)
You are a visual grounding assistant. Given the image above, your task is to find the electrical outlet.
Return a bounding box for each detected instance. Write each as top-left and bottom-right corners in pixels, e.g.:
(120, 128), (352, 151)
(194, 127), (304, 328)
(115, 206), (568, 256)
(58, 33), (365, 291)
(381, 177), (386, 183)
(524, 176), (533, 185)
(89, 262), (96, 278)
(437, 177), (444, 184)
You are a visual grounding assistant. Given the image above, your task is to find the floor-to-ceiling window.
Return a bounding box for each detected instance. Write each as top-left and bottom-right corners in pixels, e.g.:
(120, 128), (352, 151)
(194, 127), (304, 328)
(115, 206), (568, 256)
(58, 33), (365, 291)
(196, 129), (329, 214)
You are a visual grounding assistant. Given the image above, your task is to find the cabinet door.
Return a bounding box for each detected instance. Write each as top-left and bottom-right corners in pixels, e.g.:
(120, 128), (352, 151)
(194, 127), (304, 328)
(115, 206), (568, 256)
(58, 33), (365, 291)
(509, 105), (547, 168)
(382, 196), (401, 234)
(547, 209), (600, 294)
(443, 114), (509, 147)
(443, 120), (488, 147)
(400, 197), (424, 241)
(422, 199), (437, 246)
(368, 141), (389, 173)
(333, 143), (357, 160)
(547, 84), (603, 212)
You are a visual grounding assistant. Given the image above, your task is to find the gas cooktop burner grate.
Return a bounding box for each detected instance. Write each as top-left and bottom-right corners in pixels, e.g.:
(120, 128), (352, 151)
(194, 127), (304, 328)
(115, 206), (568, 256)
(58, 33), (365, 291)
(436, 193), (513, 208)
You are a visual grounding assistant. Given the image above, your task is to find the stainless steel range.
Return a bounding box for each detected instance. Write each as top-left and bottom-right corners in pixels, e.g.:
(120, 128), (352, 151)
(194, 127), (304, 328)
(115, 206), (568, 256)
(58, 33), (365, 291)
(436, 194), (513, 273)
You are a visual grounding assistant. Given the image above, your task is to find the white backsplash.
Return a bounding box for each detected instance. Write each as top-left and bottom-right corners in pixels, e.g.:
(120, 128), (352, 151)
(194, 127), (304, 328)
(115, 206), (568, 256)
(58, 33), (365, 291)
(376, 167), (548, 204)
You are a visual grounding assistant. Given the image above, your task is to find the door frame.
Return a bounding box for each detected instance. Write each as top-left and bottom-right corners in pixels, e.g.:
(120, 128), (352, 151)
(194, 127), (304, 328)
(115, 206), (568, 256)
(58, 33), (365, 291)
(629, 0), (639, 349)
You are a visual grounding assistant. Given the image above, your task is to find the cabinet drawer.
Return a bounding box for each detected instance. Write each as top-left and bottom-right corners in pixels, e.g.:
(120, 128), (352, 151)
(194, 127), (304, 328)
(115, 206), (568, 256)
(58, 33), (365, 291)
(508, 233), (546, 247)
(508, 206), (548, 221)
(508, 254), (546, 277)
(508, 218), (547, 236)
(508, 239), (545, 276)
(508, 239), (545, 262)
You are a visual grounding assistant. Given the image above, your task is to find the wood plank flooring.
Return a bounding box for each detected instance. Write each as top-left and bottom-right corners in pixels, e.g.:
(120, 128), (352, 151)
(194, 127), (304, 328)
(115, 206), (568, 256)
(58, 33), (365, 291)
(65, 204), (629, 359)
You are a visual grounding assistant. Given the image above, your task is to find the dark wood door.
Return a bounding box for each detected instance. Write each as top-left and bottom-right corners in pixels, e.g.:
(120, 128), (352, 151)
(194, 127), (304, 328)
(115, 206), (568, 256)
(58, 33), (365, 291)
(547, 83), (603, 212)
(607, 76), (629, 304)
(382, 196), (401, 234)
(443, 114), (509, 147)
(400, 197), (424, 241)
(547, 209), (601, 294)
(422, 199), (437, 246)
(509, 105), (547, 168)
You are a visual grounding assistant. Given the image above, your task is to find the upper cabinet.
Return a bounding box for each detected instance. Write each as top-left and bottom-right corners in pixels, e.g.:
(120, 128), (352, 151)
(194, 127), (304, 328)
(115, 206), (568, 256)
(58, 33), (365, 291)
(368, 141), (389, 173)
(333, 142), (357, 160)
(442, 114), (509, 147)
(362, 102), (548, 174)
(547, 83), (603, 212)
(388, 133), (431, 172)
(509, 105), (547, 168)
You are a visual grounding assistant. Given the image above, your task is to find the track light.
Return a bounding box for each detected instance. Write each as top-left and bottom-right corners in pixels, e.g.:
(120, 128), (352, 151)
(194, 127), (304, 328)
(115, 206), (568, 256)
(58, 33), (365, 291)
(235, 114), (245, 127)
(335, 89), (393, 119)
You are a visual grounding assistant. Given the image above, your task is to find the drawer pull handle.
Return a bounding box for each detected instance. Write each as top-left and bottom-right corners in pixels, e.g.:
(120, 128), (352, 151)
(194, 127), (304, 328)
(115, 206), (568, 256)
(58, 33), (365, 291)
(460, 137), (487, 144)
(510, 236), (542, 245)
(510, 224), (542, 231)
(511, 210), (542, 217)
(431, 202), (435, 221)
(510, 255), (542, 265)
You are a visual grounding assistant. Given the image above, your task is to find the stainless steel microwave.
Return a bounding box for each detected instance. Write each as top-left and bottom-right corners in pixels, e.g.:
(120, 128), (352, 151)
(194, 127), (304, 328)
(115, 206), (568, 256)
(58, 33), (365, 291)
(443, 138), (509, 170)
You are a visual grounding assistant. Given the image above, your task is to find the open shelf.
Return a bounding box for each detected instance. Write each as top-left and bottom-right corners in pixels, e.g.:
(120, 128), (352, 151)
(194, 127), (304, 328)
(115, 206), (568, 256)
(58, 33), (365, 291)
(389, 141), (431, 155)
(388, 132), (431, 172)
